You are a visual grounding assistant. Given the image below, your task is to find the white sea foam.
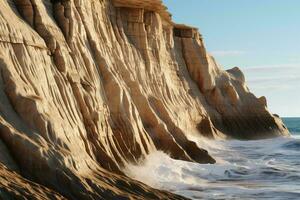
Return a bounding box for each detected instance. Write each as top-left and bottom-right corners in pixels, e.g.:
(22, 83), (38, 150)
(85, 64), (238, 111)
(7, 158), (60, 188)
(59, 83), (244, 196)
(292, 134), (300, 139)
(125, 135), (300, 200)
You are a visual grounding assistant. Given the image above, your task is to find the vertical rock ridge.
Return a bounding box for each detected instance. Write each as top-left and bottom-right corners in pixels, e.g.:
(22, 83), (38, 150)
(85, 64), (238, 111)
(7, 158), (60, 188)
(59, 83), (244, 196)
(0, 0), (289, 199)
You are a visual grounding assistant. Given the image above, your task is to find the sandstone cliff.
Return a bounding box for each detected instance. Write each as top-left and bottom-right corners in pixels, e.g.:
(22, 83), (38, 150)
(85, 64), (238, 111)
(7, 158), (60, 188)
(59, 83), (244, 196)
(0, 0), (289, 199)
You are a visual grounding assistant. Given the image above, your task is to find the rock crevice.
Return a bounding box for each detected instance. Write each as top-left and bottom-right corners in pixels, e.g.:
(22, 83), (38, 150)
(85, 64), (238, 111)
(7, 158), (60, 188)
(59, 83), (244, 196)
(0, 0), (289, 199)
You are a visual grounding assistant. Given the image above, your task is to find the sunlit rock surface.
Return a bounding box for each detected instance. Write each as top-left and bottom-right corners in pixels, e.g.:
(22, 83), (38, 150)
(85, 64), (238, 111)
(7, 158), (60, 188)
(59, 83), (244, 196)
(0, 0), (289, 199)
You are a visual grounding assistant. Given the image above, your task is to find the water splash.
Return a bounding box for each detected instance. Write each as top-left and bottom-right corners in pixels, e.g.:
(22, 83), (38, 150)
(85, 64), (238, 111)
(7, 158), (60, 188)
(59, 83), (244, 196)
(125, 135), (300, 200)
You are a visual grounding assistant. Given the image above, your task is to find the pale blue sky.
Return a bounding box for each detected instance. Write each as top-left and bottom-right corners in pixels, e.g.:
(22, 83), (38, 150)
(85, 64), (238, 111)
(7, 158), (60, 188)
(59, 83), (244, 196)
(163, 0), (300, 117)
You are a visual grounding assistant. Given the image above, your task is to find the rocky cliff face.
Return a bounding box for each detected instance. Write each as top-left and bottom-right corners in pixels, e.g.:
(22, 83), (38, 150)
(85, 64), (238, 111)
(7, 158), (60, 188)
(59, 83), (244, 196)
(0, 0), (289, 199)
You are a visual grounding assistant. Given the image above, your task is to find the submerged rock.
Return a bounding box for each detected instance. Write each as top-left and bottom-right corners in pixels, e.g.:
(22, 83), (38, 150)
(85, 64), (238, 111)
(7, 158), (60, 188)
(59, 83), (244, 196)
(0, 0), (289, 199)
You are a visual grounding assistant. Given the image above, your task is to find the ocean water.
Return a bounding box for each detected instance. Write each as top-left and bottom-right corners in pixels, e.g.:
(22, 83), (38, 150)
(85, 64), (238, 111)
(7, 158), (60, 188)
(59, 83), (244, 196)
(126, 118), (300, 200)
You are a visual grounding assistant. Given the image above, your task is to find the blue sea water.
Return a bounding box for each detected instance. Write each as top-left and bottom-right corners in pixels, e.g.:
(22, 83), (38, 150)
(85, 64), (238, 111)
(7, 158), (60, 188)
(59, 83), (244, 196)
(283, 118), (300, 136)
(126, 118), (300, 200)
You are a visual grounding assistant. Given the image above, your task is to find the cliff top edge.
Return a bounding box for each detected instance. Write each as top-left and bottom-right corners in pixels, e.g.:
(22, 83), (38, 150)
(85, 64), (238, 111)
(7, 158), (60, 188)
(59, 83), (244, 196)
(112, 0), (198, 30)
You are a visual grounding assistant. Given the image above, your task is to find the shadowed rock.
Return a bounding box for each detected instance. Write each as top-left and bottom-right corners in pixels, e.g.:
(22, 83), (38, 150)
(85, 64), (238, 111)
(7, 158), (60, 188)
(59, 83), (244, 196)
(0, 0), (289, 199)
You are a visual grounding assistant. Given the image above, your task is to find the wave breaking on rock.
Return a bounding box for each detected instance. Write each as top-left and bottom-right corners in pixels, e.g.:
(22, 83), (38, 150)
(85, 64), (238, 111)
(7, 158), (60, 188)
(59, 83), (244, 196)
(0, 0), (289, 199)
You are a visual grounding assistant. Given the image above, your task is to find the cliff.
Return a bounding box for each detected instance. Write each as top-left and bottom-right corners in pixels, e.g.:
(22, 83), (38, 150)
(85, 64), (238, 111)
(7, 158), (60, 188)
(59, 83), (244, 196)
(0, 0), (289, 199)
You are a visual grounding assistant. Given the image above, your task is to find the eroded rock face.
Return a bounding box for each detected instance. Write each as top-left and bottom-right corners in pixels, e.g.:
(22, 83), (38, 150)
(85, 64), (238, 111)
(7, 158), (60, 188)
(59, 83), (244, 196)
(0, 0), (289, 199)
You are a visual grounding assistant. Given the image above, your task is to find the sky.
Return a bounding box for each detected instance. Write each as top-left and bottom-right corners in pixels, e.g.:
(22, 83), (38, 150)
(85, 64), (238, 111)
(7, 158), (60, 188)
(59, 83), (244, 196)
(163, 0), (300, 117)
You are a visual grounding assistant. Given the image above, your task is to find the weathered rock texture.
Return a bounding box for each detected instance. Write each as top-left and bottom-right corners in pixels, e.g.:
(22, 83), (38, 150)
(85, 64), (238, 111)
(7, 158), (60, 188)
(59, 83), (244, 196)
(0, 0), (289, 199)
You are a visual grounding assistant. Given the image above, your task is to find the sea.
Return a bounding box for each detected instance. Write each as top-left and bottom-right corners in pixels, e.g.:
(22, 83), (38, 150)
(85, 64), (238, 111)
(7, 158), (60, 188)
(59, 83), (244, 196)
(126, 117), (300, 200)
